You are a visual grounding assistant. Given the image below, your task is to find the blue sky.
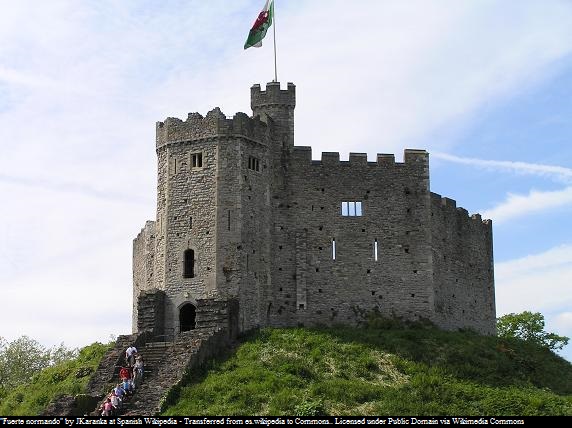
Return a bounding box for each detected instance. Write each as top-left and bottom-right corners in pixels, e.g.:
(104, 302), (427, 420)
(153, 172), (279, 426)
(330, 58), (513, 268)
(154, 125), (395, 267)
(1, 0), (572, 362)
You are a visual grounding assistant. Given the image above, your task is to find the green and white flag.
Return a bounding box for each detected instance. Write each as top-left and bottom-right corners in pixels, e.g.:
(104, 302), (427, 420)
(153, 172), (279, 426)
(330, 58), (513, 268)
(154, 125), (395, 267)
(244, 0), (274, 49)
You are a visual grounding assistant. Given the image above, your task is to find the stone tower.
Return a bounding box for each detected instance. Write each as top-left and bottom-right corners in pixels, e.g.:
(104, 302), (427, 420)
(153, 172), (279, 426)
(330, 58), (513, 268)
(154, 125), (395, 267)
(133, 82), (496, 340)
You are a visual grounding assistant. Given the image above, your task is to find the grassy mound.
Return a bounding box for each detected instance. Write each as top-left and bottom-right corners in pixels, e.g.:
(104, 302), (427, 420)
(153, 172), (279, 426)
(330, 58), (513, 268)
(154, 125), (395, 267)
(0, 342), (111, 416)
(162, 325), (572, 416)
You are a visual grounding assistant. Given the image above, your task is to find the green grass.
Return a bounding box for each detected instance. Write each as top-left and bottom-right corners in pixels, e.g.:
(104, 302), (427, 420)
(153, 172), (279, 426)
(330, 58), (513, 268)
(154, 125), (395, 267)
(162, 325), (572, 416)
(0, 342), (112, 416)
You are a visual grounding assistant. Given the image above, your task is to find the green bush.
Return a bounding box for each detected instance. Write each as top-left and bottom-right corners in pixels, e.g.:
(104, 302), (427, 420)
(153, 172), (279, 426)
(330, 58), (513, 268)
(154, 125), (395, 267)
(0, 342), (112, 416)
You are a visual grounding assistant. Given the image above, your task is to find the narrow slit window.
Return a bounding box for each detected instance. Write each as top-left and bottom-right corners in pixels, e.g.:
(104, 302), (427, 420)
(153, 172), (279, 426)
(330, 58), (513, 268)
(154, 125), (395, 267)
(169, 157), (178, 175)
(189, 216), (193, 228)
(374, 239), (378, 261)
(332, 238), (336, 261)
(183, 249), (195, 278)
(227, 210), (231, 231)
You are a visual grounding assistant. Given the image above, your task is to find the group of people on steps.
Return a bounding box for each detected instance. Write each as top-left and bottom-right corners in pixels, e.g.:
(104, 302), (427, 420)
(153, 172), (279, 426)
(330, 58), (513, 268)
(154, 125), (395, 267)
(99, 345), (145, 416)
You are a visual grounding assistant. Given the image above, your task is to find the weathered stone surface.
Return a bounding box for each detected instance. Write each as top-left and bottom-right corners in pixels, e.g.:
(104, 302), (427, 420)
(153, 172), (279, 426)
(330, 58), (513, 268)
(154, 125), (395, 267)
(92, 327), (230, 416)
(45, 81), (497, 418)
(137, 290), (165, 337)
(133, 81), (496, 338)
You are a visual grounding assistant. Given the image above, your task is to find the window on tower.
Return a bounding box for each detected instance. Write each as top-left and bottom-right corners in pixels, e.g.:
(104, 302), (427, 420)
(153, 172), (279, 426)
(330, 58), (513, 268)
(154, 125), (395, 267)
(191, 153), (203, 168)
(248, 156), (260, 172)
(183, 249), (195, 278)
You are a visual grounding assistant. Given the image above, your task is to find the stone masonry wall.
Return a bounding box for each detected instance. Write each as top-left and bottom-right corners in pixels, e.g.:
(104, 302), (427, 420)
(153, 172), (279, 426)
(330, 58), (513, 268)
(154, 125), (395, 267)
(137, 289), (165, 337)
(266, 148), (434, 327)
(150, 109), (273, 338)
(158, 138), (218, 339)
(133, 81), (496, 338)
(215, 133), (272, 332)
(132, 221), (156, 332)
(430, 193), (496, 334)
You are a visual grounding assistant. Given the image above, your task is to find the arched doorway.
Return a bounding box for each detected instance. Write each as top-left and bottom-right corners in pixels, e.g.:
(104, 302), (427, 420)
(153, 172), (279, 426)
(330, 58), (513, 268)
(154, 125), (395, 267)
(179, 303), (196, 332)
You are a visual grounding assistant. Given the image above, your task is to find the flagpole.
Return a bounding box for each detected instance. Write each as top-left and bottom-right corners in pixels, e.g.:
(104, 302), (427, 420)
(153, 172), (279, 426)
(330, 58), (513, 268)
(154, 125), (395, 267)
(272, 0), (278, 82)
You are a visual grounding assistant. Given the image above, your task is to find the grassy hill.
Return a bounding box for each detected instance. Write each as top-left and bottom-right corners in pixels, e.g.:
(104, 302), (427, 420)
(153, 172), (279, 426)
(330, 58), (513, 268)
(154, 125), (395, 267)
(2, 323), (571, 416)
(162, 323), (572, 416)
(0, 342), (111, 416)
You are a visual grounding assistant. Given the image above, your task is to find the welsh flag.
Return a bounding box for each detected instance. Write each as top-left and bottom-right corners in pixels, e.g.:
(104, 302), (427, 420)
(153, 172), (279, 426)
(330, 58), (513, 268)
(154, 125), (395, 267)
(244, 0), (274, 49)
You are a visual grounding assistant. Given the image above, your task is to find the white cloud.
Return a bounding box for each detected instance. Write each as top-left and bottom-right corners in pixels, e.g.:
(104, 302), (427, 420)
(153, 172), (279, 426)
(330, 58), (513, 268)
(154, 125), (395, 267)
(496, 245), (572, 360)
(495, 244), (572, 315)
(552, 312), (572, 332)
(481, 186), (572, 224)
(546, 312), (572, 360)
(432, 152), (572, 184)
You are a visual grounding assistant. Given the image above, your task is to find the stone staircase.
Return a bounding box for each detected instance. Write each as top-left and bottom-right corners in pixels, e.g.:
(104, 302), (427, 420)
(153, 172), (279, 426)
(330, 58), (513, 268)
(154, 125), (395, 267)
(92, 328), (229, 416)
(114, 341), (176, 416)
(42, 298), (238, 416)
(87, 334), (140, 396)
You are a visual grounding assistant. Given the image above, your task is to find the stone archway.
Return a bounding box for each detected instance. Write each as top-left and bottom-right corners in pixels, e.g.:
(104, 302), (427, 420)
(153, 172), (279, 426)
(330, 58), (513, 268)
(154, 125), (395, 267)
(179, 303), (196, 332)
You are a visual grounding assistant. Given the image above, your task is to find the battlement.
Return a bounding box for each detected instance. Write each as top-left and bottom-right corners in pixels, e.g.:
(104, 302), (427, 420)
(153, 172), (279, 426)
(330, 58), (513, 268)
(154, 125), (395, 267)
(251, 82), (296, 110)
(134, 220), (155, 243)
(156, 108), (268, 148)
(291, 147), (429, 168)
(430, 192), (490, 226)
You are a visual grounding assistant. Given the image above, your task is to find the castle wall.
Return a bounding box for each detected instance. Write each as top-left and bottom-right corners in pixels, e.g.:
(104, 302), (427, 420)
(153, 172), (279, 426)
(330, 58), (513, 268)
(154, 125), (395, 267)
(157, 139), (218, 339)
(133, 81), (496, 339)
(430, 193), (496, 334)
(132, 220), (156, 333)
(137, 289), (165, 336)
(266, 148), (435, 327)
(149, 108), (272, 338)
(215, 134), (272, 332)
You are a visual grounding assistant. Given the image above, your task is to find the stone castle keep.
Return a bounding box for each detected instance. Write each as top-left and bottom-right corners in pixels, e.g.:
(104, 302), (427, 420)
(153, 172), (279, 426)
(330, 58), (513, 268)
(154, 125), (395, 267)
(132, 81), (496, 340)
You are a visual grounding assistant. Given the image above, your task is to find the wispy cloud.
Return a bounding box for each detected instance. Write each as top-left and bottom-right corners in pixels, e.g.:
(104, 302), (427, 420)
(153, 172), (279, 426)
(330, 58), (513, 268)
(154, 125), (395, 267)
(496, 244), (572, 280)
(496, 244), (572, 359)
(553, 312), (572, 332)
(0, 173), (151, 205)
(433, 152), (572, 184)
(481, 186), (572, 224)
(432, 153), (572, 224)
(0, 66), (61, 89)
(495, 244), (572, 314)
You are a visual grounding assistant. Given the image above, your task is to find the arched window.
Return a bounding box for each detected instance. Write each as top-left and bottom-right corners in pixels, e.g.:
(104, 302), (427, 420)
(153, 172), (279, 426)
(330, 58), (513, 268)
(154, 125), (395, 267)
(183, 249), (195, 278)
(179, 303), (196, 332)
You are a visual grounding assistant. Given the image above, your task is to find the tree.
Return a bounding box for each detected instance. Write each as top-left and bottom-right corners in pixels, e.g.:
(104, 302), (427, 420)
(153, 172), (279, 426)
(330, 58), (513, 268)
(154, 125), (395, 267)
(497, 311), (569, 351)
(0, 336), (77, 391)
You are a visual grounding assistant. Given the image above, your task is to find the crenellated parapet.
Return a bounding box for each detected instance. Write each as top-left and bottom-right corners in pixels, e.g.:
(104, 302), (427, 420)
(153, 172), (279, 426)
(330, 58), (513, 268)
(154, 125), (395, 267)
(291, 147), (429, 169)
(251, 82), (296, 110)
(156, 108), (268, 148)
(430, 192), (491, 226)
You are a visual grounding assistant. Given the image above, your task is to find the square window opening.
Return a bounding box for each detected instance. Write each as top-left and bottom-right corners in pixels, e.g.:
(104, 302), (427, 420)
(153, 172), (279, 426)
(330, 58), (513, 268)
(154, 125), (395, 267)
(192, 153), (203, 168)
(341, 201), (363, 216)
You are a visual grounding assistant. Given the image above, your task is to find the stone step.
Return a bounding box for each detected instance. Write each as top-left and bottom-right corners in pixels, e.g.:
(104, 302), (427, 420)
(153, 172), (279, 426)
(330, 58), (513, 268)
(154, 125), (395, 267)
(88, 328), (227, 417)
(144, 341), (171, 347)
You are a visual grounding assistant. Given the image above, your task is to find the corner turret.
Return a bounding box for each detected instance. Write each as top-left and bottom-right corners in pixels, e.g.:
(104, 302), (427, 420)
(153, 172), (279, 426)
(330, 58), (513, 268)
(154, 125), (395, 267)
(251, 82), (296, 149)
